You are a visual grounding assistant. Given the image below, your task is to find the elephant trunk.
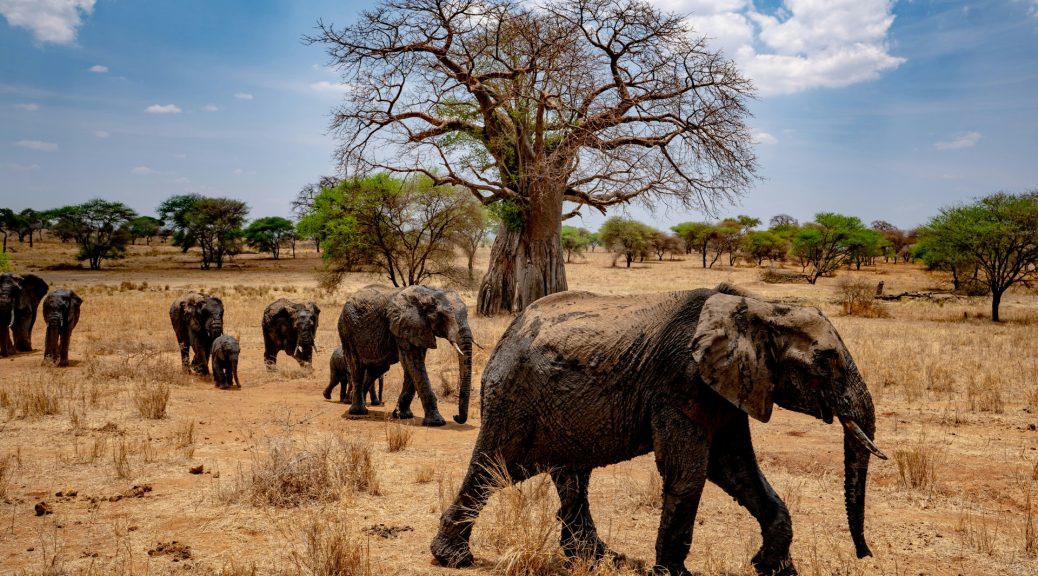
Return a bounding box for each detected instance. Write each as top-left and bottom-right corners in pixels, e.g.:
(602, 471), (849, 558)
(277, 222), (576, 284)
(837, 379), (885, 559)
(295, 333), (315, 364)
(208, 319), (223, 339)
(452, 329), (473, 424)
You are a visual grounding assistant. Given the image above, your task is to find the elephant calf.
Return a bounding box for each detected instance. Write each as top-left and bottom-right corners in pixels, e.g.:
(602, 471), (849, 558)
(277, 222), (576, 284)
(211, 335), (241, 389)
(324, 345), (382, 404)
(42, 289), (82, 367)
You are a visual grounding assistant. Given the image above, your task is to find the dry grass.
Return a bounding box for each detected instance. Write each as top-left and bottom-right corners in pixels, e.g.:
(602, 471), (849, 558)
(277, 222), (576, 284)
(0, 452), (16, 499)
(286, 515), (372, 576)
(478, 462), (564, 576)
(835, 277), (886, 317)
(384, 420), (413, 452)
(1, 374), (62, 419)
(894, 439), (939, 493)
(132, 380), (170, 419)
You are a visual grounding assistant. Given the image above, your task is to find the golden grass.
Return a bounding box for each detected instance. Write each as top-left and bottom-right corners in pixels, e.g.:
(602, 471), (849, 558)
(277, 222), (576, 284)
(132, 380), (170, 419)
(384, 419), (414, 452)
(1, 239), (1038, 576)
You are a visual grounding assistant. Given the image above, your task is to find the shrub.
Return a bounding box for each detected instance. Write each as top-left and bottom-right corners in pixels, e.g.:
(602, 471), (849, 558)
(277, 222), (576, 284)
(287, 515), (372, 576)
(835, 278), (886, 318)
(384, 421), (413, 452)
(133, 381), (170, 419)
(759, 267), (809, 284)
(0, 251), (11, 272)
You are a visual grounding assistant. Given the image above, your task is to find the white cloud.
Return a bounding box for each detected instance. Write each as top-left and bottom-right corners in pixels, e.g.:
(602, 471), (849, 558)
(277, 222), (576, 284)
(0, 0), (96, 45)
(232, 168), (244, 175)
(145, 104), (182, 114)
(202, 104), (219, 112)
(234, 93), (253, 100)
(15, 103), (39, 111)
(94, 130), (109, 139)
(652, 0), (903, 96)
(309, 81), (352, 94)
(88, 64), (108, 73)
(753, 132), (778, 145)
(934, 131), (982, 151)
(3, 162), (40, 172)
(15, 139), (57, 151)
(131, 165), (175, 176)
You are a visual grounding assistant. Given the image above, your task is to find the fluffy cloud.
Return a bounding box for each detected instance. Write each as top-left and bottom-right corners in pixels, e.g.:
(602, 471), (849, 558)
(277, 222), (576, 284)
(309, 81), (353, 94)
(15, 139), (57, 151)
(3, 162), (40, 172)
(657, 0), (903, 96)
(202, 104), (219, 112)
(234, 93), (253, 100)
(0, 0), (96, 45)
(15, 103), (39, 111)
(131, 166), (174, 176)
(934, 131), (982, 150)
(94, 130), (109, 139)
(88, 64), (108, 73)
(753, 132), (778, 145)
(145, 104), (182, 114)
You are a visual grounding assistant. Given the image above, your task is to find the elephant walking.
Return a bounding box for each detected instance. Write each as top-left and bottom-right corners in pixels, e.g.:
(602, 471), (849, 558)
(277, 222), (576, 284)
(1, 272), (48, 356)
(338, 285), (472, 427)
(211, 335), (241, 389)
(169, 292), (224, 375)
(42, 289), (82, 367)
(324, 345), (382, 404)
(431, 284), (886, 576)
(262, 299), (320, 368)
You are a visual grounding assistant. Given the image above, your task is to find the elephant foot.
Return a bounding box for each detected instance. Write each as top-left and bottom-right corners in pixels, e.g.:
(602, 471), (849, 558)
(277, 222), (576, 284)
(322, 388), (332, 400)
(651, 564), (693, 576)
(347, 403), (369, 416)
(422, 413), (447, 427)
(751, 551), (797, 576)
(431, 532), (474, 568)
(369, 399), (382, 406)
(392, 408), (414, 420)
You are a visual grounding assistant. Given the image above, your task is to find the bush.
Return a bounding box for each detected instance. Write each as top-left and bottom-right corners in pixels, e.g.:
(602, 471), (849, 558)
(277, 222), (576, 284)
(835, 278), (886, 318)
(0, 251), (11, 272)
(759, 267), (809, 284)
(133, 381), (170, 419)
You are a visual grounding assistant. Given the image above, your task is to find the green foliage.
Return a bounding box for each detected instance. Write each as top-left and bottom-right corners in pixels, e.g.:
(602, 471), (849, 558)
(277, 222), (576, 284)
(128, 216), (163, 245)
(671, 221), (717, 266)
(157, 195), (247, 269)
(244, 216), (295, 260)
(0, 251), (10, 272)
(790, 212), (867, 284)
(560, 226), (591, 262)
(53, 199), (137, 270)
(917, 192), (1038, 320)
(741, 230), (789, 265)
(488, 199), (525, 233)
(600, 217), (654, 268)
(0, 208), (15, 252)
(843, 228), (886, 270)
(296, 173), (482, 287)
(157, 194), (204, 250)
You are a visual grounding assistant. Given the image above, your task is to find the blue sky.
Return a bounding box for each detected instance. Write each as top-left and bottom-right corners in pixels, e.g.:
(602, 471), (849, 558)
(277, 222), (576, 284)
(2, 0), (1037, 230)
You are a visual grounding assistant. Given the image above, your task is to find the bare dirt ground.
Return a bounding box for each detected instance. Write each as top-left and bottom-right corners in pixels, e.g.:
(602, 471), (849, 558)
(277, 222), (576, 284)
(2, 240), (1037, 576)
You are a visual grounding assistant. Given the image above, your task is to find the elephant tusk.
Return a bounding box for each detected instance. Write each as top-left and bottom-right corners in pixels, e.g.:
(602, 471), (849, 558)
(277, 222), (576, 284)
(841, 418), (888, 460)
(451, 342), (464, 355)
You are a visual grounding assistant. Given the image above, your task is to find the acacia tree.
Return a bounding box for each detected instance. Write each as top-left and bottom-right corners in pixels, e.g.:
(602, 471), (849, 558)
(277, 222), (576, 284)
(187, 199), (249, 270)
(600, 217), (652, 268)
(128, 216), (163, 245)
(560, 226), (591, 262)
(917, 192), (1038, 321)
(311, 0), (756, 315)
(54, 199), (136, 270)
(244, 217), (295, 260)
(672, 221), (717, 267)
(791, 213), (866, 284)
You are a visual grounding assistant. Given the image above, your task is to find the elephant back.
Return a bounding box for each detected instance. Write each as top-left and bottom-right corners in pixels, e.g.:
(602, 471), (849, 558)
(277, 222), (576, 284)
(338, 285), (398, 365)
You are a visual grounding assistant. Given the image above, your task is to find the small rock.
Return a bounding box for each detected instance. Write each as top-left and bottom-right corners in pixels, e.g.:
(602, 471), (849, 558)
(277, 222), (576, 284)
(1028, 424), (1036, 431)
(34, 502), (52, 516)
(189, 465), (204, 475)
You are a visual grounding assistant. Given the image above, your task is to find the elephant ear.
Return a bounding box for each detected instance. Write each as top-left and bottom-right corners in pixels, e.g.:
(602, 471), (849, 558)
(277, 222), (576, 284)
(691, 293), (776, 423)
(21, 274), (49, 302)
(387, 287), (437, 349)
(308, 302), (321, 321)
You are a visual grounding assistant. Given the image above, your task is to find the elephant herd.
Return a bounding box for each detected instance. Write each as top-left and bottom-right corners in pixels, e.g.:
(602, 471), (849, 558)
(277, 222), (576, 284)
(1, 272), (82, 366)
(3, 273), (888, 576)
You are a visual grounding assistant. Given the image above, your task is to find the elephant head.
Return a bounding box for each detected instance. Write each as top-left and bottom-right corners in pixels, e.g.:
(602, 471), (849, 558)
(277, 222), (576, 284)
(691, 291), (887, 559)
(192, 295), (224, 340)
(1, 272), (23, 326)
(388, 286), (473, 424)
(291, 302), (320, 365)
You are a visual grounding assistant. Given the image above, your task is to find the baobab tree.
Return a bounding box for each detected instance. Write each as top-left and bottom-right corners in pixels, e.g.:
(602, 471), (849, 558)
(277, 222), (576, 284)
(310, 0), (756, 314)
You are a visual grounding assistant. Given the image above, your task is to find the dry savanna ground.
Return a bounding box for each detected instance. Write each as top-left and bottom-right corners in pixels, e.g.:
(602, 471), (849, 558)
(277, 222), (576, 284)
(2, 239), (1038, 576)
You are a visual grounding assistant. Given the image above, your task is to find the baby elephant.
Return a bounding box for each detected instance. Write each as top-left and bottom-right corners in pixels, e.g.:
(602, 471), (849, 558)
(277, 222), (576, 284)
(324, 345), (382, 404)
(42, 289), (82, 367)
(211, 335), (241, 389)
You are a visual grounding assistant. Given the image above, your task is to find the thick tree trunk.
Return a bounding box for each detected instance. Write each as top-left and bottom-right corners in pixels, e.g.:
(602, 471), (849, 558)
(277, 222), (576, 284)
(991, 289), (1003, 322)
(477, 196), (567, 316)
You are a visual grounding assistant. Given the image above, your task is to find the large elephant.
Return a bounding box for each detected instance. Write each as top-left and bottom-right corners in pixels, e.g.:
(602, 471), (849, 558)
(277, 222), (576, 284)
(12, 273), (48, 352)
(169, 292), (224, 376)
(338, 285), (472, 427)
(324, 345), (383, 404)
(431, 284), (887, 576)
(42, 289), (82, 367)
(0, 272), (22, 356)
(211, 335), (241, 389)
(262, 298), (320, 368)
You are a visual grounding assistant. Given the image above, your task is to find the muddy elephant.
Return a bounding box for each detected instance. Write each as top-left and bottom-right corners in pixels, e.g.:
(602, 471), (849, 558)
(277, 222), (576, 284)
(12, 273), (48, 352)
(338, 285), (472, 427)
(169, 292), (224, 375)
(42, 289), (81, 367)
(211, 335), (241, 389)
(1, 272), (48, 356)
(431, 284), (887, 576)
(324, 345), (383, 404)
(262, 298), (320, 368)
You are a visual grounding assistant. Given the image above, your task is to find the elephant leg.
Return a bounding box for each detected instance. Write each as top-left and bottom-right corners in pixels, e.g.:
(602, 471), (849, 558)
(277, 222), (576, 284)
(708, 418), (796, 576)
(189, 334), (208, 375)
(58, 326), (71, 367)
(431, 435), (535, 568)
(551, 468), (610, 560)
(43, 325), (58, 364)
(0, 325), (13, 357)
(347, 367), (370, 416)
(651, 408), (710, 576)
(368, 375), (383, 405)
(393, 369), (416, 419)
(263, 338), (278, 369)
(400, 348), (445, 426)
(213, 360), (223, 387)
(323, 373), (339, 401)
